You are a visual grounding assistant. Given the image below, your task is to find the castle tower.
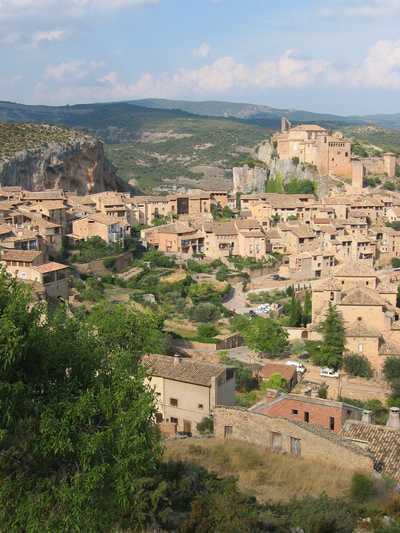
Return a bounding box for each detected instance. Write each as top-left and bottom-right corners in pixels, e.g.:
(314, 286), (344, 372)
(281, 117), (291, 133)
(384, 153), (396, 179)
(351, 159), (364, 191)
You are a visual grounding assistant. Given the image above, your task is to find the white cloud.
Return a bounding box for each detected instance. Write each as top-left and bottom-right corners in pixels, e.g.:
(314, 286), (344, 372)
(193, 42), (211, 58)
(0, 0), (159, 19)
(33, 40), (400, 105)
(32, 30), (67, 47)
(45, 59), (105, 80)
(321, 0), (400, 17)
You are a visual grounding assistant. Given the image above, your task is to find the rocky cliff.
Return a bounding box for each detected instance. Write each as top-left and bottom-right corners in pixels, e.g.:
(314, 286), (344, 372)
(0, 123), (126, 193)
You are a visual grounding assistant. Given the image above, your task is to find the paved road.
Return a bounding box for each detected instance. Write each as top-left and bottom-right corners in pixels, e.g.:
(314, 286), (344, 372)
(224, 278), (315, 316)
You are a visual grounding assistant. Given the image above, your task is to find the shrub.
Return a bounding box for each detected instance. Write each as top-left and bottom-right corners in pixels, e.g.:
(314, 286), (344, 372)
(103, 257), (117, 270)
(190, 302), (221, 323)
(343, 353), (373, 378)
(197, 416), (214, 435)
(260, 373), (287, 392)
(235, 365), (258, 392)
(318, 384), (328, 399)
(350, 473), (376, 503)
(196, 324), (219, 342)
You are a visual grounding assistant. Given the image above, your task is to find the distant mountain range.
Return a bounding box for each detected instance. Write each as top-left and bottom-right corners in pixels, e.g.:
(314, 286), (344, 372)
(132, 98), (400, 130)
(1, 98), (400, 131)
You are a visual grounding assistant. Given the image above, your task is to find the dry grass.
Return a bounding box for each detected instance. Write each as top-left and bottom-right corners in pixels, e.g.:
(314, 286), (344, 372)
(165, 438), (353, 503)
(161, 269), (187, 284)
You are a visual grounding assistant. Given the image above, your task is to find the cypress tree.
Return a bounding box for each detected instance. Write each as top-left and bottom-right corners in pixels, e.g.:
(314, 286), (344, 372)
(319, 303), (345, 369)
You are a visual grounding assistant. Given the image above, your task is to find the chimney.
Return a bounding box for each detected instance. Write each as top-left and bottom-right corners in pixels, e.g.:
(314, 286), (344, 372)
(265, 389), (280, 401)
(362, 410), (373, 424)
(387, 407), (400, 430)
(173, 354), (182, 366)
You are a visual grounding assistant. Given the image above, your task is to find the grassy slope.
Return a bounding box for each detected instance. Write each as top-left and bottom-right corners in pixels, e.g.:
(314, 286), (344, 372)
(166, 438), (353, 503)
(0, 101), (270, 192)
(105, 116), (269, 191)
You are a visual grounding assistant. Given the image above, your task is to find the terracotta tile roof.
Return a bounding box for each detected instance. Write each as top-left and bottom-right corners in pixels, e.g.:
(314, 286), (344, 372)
(156, 222), (195, 235)
(33, 262), (68, 274)
(235, 219), (261, 230)
(143, 354), (225, 387)
(379, 336), (400, 356)
(213, 222), (238, 236)
(341, 287), (385, 306)
(346, 320), (381, 338)
(23, 190), (64, 201)
(292, 124), (327, 132)
(334, 262), (377, 278)
(258, 363), (297, 381)
(341, 421), (400, 481)
(1, 249), (42, 262)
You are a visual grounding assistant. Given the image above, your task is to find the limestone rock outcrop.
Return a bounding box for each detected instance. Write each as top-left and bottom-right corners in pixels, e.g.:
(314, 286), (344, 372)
(0, 123), (126, 193)
(233, 165), (268, 194)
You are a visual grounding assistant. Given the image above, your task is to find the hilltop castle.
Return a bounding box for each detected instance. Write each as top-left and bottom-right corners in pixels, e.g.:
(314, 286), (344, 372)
(273, 118), (396, 188)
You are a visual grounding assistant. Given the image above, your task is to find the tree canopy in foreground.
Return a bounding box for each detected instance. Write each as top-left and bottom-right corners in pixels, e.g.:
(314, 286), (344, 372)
(0, 271), (163, 532)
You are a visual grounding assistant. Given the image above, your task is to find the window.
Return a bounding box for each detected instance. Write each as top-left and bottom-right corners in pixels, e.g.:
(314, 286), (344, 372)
(329, 417), (335, 431)
(226, 368), (235, 381)
(330, 291), (334, 301)
(170, 398), (178, 407)
(304, 412), (310, 423)
(292, 409), (298, 415)
(290, 437), (301, 457)
(170, 417), (178, 425)
(224, 425), (233, 438)
(271, 432), (282, 452)
(358, 344), (363, 353)
(198, 404), (204, 409)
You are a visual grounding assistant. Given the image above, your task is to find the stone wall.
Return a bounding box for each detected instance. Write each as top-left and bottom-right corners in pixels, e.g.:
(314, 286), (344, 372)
(214, 406), (374, 472)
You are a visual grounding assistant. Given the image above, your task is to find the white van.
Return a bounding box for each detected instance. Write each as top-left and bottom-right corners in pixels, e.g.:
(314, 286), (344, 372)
(286, 361), (306, 374)
(320, 367), (339, 378)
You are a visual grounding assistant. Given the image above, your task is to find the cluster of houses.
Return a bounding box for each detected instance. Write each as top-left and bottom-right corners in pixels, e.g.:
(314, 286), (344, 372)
(144, 353), (400, 482)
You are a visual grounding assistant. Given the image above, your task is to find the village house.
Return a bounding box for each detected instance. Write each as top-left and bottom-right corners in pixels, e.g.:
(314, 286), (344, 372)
(214, 405), (374, 473)
(310, 263), (400, 375)
(341, 408), (400, 482)
(70, 213), (130, 245)
(0, 249), (69, 301)
(144, 354), (235, 435)
(252, 393), (363, 433)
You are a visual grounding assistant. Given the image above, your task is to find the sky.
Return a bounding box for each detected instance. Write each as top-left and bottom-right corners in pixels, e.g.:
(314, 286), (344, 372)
(1, 0), (400, 115)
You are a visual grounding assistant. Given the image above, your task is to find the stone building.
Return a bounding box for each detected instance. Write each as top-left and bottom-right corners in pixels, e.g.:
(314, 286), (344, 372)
(310, 263), (400, 375)
(144, 354), (235, 435)
(273, 120), (352, 178)
(214, 406), (374, 472)
(253, 393), (363, 433)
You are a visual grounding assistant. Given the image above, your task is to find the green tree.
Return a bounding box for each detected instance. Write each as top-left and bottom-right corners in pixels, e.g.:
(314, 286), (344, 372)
(303, 290), (312, 326)
(190, 302), (221, 323)
(288, 294), (303, 327)
(197, 323), (219, 341)
(383, 357), (400, 397)
(241, 317), (289, 357)
(87, 301), (168, 355)
(318, 304), (345, 369)
(0, 271), (163, 532)
(260, 373), (287, 391)
(343, 353), (373, 378)
(197, 416), (214, 435)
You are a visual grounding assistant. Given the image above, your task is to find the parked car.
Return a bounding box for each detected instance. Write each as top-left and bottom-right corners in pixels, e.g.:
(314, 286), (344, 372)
(257, 303), (271, 313)
(248, 310), (257, 318)
(286, 361), (306, 374)
(320, 367), (340, 378)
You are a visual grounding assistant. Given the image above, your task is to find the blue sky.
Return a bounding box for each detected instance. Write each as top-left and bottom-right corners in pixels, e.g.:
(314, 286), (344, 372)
(1, 0), (400, 114)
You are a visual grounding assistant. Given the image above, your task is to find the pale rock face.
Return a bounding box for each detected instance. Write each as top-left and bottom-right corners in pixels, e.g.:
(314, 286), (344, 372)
(0, 136), (123, 194)
(233, 165), (268, 194)
(257, 141), (273, 165)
